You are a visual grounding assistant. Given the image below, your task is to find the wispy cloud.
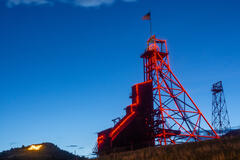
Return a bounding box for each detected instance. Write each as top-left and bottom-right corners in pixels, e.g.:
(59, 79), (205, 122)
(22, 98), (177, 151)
(6, 0), (51, 7)
(72, 0), (114, 7)
(5, 0), (137, 8)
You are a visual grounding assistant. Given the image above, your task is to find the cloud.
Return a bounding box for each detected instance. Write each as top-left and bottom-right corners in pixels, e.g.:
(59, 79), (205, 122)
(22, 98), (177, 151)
(5, 0), (137, 7)
(73, 0), (114, 7)
(6, 0), (51, 7)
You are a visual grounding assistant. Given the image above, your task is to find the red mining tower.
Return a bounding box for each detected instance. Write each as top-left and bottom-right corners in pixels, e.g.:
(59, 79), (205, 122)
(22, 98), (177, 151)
(97, 35), (219, 154)
(142, 35), (219, 145)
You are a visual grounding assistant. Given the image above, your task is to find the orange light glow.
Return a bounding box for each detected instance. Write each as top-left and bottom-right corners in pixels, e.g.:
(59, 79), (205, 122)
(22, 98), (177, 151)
(97, 135), (104, 148)
(110, 111), (136, 138)
(28, 144), (42, 151)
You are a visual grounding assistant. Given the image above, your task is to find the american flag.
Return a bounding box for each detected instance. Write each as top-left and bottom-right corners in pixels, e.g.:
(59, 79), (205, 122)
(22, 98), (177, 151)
(142, 12), (151, 20)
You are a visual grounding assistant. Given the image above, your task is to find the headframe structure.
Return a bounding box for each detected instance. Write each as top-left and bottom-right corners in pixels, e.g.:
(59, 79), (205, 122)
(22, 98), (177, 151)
(97, 35), (219, 154)
(142, 35), (219, 145)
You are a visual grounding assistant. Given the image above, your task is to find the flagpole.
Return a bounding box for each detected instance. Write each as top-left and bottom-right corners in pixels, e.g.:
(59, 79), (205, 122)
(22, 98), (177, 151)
(149, 16), (152, 36)
(142, 11), (152, 36)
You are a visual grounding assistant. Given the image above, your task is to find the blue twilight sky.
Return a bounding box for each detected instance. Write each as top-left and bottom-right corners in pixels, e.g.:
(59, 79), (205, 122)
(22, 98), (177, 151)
(0, 0), (240, 156)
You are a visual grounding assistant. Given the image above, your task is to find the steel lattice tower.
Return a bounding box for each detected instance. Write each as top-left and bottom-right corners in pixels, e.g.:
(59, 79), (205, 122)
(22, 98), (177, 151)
(211, 81), (231, 135)
(141, 35), (219, 145)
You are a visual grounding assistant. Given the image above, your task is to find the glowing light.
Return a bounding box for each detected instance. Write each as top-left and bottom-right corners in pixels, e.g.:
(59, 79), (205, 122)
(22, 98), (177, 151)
(28, 144), (42, 151)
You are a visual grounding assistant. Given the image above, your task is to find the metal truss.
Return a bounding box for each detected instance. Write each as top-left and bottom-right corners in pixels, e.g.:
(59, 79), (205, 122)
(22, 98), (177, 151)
(141, 35), (219, 145)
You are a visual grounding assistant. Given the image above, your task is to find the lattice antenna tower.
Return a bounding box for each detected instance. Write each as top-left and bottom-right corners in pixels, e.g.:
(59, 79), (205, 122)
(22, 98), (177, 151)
(211, 81), (231, 135)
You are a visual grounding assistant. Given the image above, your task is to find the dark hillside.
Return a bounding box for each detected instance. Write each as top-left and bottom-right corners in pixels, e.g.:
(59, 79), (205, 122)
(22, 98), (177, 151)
(0, 143), (88, 160)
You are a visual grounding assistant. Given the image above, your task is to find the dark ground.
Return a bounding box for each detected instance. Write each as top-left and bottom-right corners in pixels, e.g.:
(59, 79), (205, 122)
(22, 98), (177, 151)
(97, 130), (240, 160)
(1, 130), (240, 160)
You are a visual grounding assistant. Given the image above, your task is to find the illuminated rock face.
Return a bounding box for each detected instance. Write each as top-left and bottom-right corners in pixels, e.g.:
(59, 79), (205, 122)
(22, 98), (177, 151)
(28, 144), (43, 151)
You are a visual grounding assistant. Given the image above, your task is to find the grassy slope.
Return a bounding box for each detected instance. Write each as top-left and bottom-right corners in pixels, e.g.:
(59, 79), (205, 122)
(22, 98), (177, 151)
(97, 135), (240, 160)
